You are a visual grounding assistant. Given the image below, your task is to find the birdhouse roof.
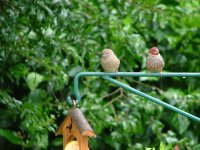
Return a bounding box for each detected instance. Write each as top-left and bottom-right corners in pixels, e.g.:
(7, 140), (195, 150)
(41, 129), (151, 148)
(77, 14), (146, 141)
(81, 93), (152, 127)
(55, 108), (96, 138)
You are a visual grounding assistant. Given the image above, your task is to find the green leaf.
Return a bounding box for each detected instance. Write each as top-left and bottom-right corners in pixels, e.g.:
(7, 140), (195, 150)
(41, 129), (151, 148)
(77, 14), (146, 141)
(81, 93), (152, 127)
(27, 72), (44, 91)
(28, 31), (37, 39)
(0, 128), (21, 145)
(159, 142), (172, 150)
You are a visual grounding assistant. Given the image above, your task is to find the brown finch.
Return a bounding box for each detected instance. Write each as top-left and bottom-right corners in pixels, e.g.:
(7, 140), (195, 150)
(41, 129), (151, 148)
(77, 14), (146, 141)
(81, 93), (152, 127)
(146, 47), (164, 75)
(101, 49), (120, 73)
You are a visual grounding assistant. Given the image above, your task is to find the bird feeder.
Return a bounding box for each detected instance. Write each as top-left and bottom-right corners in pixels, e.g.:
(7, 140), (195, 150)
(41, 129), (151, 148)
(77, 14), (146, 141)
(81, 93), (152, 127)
(55, 108), (96, 150)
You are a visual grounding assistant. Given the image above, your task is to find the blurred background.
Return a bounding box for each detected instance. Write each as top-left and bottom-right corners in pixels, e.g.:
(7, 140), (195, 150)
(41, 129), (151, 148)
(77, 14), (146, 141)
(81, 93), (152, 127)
(0, 0), (200, 149)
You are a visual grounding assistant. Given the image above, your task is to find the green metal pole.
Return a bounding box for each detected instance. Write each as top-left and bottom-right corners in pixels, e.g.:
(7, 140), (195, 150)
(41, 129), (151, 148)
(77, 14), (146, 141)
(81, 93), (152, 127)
(102, 76), (200, 123)
(70, 72), (200, 122)
(74, 72), (200, 102)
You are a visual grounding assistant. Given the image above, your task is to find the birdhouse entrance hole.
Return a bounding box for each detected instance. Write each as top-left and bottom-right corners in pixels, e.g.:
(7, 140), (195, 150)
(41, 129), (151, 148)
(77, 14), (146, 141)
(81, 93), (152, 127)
(67, 135), (76, 143)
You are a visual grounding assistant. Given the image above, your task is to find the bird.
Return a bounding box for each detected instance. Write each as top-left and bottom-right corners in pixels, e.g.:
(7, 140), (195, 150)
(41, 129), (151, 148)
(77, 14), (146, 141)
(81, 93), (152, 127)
(101, 49), (120, 74)
(146, 47), (164, 76)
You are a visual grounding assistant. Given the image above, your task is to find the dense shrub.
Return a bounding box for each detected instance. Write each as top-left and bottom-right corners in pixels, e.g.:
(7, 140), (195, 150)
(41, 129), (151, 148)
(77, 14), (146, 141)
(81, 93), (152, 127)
(0, 0), (200, 149)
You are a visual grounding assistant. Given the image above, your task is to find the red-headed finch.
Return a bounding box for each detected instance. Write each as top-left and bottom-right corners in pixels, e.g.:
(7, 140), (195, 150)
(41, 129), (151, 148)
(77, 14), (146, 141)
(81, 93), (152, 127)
(146, 47), (164, 76)
(101, 49), (120, 73)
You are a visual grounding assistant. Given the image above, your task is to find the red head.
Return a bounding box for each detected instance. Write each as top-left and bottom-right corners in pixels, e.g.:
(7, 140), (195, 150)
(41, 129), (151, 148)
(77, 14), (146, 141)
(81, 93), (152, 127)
(148, 47), (159, 55)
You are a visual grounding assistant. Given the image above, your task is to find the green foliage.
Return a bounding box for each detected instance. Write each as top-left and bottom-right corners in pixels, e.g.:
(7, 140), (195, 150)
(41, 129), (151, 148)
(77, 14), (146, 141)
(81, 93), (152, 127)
(145, 142), (172, 150)
(26, 72), (44, 91)
(0, 0), (200, 149)
(0, 128), (21, 145)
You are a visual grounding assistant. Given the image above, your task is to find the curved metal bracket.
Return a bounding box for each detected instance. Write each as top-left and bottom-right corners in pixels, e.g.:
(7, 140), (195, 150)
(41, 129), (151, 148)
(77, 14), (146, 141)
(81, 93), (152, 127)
(71, 72), (200, 123)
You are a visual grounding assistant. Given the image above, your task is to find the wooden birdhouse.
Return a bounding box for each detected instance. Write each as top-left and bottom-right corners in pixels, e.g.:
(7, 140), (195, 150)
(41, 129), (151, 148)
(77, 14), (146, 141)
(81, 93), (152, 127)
(56, 108), (96, 150)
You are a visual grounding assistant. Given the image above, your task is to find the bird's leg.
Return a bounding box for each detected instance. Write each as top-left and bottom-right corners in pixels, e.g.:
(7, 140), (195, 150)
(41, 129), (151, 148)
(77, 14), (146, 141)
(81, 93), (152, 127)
(115, 70), (118, 77)
(104, 72), (108, 76)
(160, 71), (163, 77)
(148, 71), (150, 77)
